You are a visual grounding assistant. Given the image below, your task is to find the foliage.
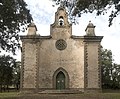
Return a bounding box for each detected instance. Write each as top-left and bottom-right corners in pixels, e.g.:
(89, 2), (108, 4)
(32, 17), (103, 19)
(52, 0), (120, 26)
(101, 48), (120, 89)
(0, 55), (21, 92)
(12, 61), (21, 90)
(0, 0), (32, 54)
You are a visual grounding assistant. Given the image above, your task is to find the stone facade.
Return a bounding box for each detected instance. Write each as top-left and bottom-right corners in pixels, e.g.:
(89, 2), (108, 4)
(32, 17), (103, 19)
(20, 6), (103, 93)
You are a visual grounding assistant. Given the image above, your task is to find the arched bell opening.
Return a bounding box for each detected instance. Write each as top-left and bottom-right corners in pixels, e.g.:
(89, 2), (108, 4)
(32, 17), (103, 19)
(59, 16), (64, 26)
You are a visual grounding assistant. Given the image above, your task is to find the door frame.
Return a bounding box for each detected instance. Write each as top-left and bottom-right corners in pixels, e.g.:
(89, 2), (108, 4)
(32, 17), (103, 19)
(53, 67), (69, 89)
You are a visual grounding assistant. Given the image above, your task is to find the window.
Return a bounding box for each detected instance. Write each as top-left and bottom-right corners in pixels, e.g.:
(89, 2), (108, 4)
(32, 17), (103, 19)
(55, 39), (67, 50)
(59, 16), (64, 26)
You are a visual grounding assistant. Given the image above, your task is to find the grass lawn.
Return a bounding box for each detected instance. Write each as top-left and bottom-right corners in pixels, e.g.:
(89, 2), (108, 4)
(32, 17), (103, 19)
(0, 92), (18, 99)
(0, 92), (120, 99)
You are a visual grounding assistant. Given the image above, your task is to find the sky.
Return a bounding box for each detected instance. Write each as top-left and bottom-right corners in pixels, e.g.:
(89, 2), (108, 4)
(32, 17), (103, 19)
(21, 0), (120, 64)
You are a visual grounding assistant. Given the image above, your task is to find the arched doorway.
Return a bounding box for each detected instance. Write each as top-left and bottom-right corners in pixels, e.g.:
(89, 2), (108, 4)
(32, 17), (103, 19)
(53, 67), (69, 90)
(56, 71), (65, 90)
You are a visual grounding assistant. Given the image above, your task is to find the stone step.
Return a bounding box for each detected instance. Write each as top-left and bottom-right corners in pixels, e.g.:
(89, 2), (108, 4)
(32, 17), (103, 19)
(18, 93), (109, 99)
(38, 90), (84, 94)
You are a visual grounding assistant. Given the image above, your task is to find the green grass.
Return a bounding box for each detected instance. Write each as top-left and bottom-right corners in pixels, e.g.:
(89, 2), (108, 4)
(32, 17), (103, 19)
(81, 93), (120, 99)
(0, 92), (120, 99)
(0, 92), (18, 98)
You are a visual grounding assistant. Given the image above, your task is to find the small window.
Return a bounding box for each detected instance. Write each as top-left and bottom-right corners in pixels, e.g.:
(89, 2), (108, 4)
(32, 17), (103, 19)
(59, 16), (64, 26)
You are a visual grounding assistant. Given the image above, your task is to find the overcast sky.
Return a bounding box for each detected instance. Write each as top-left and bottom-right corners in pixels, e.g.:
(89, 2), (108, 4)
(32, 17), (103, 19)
(22, 0), (120, 64)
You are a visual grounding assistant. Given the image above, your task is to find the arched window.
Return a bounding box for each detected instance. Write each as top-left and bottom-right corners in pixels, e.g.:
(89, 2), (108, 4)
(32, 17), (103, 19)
(59, 16), (64, 26)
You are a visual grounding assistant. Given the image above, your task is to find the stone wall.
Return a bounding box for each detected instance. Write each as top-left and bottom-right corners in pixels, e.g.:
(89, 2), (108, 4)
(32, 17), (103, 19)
(38, 38), (84, 89)
(22, 41), (37, 89)
(86, 42), (100, 88)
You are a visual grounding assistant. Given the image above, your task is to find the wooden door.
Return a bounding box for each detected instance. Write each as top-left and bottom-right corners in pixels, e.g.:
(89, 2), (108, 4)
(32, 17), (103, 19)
(56, 71), (65, 90)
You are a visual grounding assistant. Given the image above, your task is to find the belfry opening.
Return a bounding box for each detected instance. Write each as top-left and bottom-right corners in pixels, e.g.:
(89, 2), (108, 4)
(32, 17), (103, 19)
(59, 16), (64, 26)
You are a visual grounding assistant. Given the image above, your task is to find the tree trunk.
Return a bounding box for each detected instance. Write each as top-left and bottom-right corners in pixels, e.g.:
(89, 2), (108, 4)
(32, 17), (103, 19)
(7, 85), (9, 92)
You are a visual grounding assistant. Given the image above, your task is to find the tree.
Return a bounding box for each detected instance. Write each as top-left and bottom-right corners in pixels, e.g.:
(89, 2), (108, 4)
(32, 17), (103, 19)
(0, 55), (16, 92)
(111, 63), (120, 89)
(101, 49), (113, 88)
(12, 61), (21, 90)
(52, 0), (120, 26)
(101, 48), (120, 89)
(0, 0), (32, 54)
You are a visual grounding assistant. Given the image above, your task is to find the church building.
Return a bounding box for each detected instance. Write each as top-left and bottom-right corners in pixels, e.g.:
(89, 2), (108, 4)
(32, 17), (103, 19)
(20, 6), (103, 93)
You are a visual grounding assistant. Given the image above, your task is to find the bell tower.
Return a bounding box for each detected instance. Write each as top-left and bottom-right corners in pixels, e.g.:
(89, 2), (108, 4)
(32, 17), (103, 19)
(50, 6), (72, 39)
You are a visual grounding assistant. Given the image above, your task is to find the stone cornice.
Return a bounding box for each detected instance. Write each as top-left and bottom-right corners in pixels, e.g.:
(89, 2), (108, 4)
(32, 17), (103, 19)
(83, 36), (103, 42)
(20, 35), (52, 40)
(21, 35), (103, 42)
(71, 36), (103, 42)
